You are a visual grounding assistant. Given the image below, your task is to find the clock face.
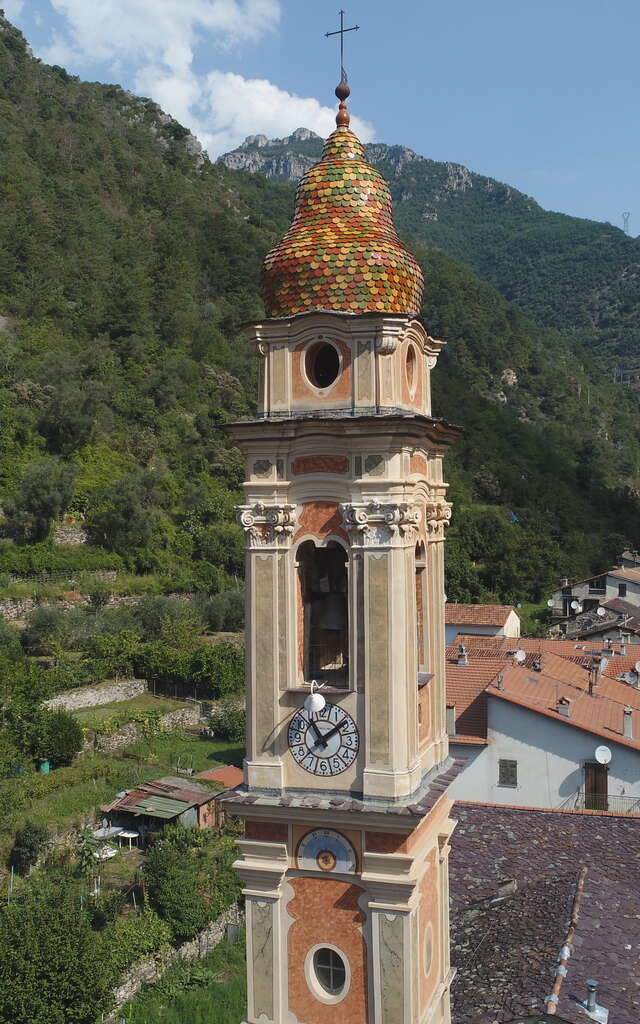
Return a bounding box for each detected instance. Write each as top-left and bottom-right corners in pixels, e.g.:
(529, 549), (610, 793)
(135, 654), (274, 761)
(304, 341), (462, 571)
(297, 829), (357, 874)
(288, 703), (359, 776)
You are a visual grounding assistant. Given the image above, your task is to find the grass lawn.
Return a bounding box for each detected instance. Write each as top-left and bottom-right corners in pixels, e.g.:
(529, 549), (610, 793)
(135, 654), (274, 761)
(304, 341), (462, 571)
(123, 933), (247, 1024)
(124, 731), (243, 775)
(73, 693), (190, 731)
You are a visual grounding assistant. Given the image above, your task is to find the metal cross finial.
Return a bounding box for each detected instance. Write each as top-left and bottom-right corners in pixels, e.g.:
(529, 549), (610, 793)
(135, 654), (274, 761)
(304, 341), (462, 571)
(325, 10), (359, 78)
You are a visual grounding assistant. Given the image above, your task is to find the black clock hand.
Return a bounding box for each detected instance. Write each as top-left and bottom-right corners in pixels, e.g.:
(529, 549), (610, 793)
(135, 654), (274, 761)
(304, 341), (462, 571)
(320, 719), (347, 744)
(309, 720), (327, 748)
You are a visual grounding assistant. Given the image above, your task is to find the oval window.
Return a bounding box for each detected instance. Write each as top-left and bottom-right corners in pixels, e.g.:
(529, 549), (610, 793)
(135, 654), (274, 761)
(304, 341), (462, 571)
(313, 947), (346, 995)
(406, 344), (417, 394)
(306, 342), (340, 389)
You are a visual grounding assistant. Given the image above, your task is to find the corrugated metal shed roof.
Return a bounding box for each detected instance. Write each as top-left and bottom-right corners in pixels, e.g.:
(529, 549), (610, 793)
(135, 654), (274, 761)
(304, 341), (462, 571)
(133, 796), (192, 819)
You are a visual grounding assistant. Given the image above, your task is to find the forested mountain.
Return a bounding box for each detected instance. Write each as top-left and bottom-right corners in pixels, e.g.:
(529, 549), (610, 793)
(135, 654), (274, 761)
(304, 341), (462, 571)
(1, 13), (639, 605)
(221, 132), (640, 363)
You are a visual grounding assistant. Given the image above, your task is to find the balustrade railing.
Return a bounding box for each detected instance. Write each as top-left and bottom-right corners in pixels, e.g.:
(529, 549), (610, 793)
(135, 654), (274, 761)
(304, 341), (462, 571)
(558, 791), (640, 815)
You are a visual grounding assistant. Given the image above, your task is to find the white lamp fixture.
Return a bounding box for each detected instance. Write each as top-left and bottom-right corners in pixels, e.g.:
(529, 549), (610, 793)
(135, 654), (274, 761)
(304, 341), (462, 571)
(304, 679), (326, 715)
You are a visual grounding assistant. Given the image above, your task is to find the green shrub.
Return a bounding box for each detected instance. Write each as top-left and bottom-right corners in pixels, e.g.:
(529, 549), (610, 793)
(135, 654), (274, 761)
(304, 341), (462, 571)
(0, 878), (116, 1023)
(35, 709), (84, 766)
(106, 907), (172, 972)
(209, 698), (245, 743)
(145, 843), (210, 942)
(10, 822), (49, 875)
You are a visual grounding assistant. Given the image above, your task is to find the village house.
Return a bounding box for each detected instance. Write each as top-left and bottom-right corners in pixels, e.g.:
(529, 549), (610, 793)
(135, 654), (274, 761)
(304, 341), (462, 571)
(549, 554), (640, 620)
(444, 602), (521, 644)
(446, 639), (640, 812)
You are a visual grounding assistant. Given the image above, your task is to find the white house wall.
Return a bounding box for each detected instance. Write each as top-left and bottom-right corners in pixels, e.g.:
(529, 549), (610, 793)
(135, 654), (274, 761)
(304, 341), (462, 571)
(449, 697), (640, 808)
(444, 623), (502, 645)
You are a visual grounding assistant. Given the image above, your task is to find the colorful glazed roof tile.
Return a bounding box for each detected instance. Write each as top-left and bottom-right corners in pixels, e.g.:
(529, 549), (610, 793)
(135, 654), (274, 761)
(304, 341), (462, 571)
(262, 89), (423, 318)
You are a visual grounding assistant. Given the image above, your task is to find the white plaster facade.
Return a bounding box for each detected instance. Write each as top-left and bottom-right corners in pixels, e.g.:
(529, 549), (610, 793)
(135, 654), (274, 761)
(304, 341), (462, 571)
(550, 570), (640, 618)
(449, 696), (640, 809)
(444, 608), (520, 646)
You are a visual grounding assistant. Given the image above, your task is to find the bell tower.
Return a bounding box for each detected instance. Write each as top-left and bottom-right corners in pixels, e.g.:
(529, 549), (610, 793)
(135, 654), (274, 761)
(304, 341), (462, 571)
(223, 73), (463, 1024)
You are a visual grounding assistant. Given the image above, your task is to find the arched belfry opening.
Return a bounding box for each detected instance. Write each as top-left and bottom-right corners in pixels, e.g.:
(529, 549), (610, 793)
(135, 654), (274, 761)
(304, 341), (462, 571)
(297, 540), (349, 687)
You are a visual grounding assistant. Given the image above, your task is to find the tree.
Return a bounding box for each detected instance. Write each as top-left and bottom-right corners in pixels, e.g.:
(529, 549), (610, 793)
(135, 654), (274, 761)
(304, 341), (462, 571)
(145, 842), (209, 941)
(10, 823), (49, 875)
(0, 879), (115, 1024)
(35, 709), (84, 766)
(7, 457), (76, 541)
(89, 629), (140, 681)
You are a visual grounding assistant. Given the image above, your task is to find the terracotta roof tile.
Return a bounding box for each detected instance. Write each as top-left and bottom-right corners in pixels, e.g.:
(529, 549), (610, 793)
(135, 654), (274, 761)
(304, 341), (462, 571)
(486, 653), (640, 751)
(197, 765), (244, 788)
(446, 655), (504, 740)
(445, 603), (519, 626)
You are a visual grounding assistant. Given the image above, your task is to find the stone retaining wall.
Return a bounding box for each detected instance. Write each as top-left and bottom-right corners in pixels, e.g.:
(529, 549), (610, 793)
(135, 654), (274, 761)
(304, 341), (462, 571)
(45, 678), (147, 712)
(85, 704), (202, 753)
(107, 903), (244, 1019)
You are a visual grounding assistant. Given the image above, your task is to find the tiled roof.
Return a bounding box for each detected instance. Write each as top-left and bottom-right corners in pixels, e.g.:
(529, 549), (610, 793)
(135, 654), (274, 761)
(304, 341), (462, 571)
(445, 603), (518, 626)
(102, 777), (215, 816)
(446, 651), (504, 741)
(262, 123), (423, 317)
(446, 644), (640, 745)
(486, 652), (640, 751)
(197, 764), (244, 789)
(449, 803), (640, 1024)
(610, 566), (640, 582)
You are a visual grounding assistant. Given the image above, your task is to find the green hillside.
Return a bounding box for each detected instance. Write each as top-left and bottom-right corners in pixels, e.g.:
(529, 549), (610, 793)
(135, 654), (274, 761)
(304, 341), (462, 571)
(222, 134), (640, 363)
(1, 13), (639, 605)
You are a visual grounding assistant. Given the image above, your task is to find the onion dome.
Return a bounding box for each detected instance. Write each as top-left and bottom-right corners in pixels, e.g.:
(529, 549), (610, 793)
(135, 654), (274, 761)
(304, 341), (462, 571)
(262, 81), (424, 318)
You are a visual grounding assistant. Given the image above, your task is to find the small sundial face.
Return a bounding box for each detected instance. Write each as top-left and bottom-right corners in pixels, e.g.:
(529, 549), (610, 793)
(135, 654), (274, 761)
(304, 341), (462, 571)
(297, 829), (357, 874)
(287, 703), (359, 777)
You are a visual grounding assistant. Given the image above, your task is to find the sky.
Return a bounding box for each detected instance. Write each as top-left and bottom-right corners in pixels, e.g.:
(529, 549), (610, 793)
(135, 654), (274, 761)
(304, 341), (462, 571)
(4, 0), (640, 229)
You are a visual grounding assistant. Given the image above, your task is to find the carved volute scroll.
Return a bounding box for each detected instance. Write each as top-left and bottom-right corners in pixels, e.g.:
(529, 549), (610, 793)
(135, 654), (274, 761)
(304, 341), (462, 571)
(341, 501), (421, 546)
(237, 503), (298, 547)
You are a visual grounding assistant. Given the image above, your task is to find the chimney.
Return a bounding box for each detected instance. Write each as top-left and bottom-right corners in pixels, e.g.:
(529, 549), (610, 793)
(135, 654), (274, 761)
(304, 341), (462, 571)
(457, 643), (469, 667)
(557, 697), (571, 718)
(587, 980), (598, 1012)
(624, 706), (633, 740)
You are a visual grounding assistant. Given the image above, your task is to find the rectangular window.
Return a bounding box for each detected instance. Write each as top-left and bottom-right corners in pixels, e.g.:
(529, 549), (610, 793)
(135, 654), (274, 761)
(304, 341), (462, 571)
(446, 706), (456, 737)
(619, 583), (627, 598)
(498, 759), (518, 788)
(588, 576), (607, 594)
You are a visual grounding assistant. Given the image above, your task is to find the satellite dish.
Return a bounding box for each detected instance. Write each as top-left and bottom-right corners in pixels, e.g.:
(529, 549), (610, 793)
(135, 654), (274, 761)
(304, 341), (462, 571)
(595, 745), (612, 765)
(635, 660), (640, 674)
(571, 600), (581, 611)
(514, 650), (526, 664)
(547, 599), (554, 607)
(443, 594), (448, 603)
(597, 607), (606, 617)
(600, 657), (609, 673)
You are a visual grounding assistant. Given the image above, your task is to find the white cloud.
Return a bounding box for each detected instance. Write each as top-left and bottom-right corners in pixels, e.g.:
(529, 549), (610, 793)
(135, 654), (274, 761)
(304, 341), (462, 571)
(42, 0), (280, 70)
(202, 71), (375, 156)
(38, 0), (375, 159)
(3, 0), (25, 17)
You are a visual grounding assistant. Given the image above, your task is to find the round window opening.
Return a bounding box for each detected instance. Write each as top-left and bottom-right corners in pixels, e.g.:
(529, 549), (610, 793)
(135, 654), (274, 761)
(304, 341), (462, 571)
(406, 344), (417, 394)
(313, 947), (346, 995)
(306, 342), (340, 389)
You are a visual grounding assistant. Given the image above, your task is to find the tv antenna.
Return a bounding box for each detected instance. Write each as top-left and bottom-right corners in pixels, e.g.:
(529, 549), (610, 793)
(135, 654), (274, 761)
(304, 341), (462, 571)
(622, 212), (631, 235)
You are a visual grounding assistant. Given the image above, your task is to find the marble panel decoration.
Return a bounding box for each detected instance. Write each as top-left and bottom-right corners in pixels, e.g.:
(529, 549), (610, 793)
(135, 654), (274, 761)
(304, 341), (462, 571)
(379, 912), (405, 1023)
(251, 899), (274, 1020)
